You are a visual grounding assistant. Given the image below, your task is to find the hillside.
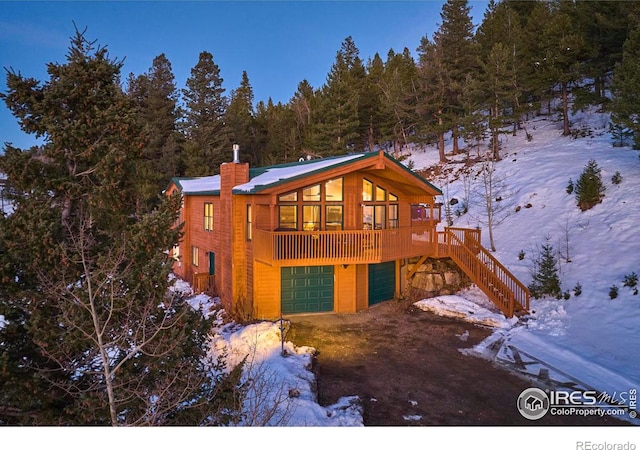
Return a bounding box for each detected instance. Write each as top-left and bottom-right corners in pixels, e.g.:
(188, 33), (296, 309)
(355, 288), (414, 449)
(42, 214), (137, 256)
(407, 108), (640, 400)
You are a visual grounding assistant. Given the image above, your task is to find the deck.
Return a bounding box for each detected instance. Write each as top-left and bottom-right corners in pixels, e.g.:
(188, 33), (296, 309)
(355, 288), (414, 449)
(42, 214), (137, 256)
(253, 226), (529, 318)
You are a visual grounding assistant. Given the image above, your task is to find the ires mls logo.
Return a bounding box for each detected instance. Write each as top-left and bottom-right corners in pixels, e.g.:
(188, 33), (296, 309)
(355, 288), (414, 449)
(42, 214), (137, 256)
(517, 387), (637, 420)
(517, 387), (550, 420)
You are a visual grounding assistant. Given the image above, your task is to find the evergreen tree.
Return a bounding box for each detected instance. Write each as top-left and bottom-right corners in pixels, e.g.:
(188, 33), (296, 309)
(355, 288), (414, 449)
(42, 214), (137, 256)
(434, 0), (479, 155)
(182, 51), (230, 175)
(288, 80), (319, 156)
(540, 1), (587, 136)
(520, 1), (556, 116)
(377, 48), (419, 158)
(315, 36), (363, 155)
(574, 159), (605, 211)
(225, 71), (258, 165)
(482, 42), (515, 160)
(610, 26), (640, 149)
(528, 243), (562, 299)
(476, 0), (529, 139)
(416, 34), (448, 163)
(127, 53), (184, 212)
(256, 98), (298, 164)
(0, 29), (237, 425)
(573, 1), (635, 107)
(364, 53), (387, 151)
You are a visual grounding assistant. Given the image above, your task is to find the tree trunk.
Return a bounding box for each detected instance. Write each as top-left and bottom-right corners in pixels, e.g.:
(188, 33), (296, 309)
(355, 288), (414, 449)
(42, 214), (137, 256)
(562, 82), (571, 136)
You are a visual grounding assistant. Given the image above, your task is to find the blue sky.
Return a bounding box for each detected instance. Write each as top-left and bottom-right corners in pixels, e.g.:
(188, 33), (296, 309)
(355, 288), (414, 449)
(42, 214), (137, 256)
(0, 0), (488, 150)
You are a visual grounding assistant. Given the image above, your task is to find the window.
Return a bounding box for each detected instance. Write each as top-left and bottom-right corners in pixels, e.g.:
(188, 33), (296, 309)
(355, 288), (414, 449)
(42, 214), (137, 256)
(246, 204), (252, 241)
(374, 205), (386, 230)
(362, 205), (373, 230)
(362, 179), (373, 201)
(303, 205), (321, 231)
(191, 246), (199, 267)
(278, 205), (297, 230)
(389, 204), (399, 229)
(276, 178), (344, 231)
(325, 178), (343, 201)
(303, 184), (321, 202)
(326, 205), (343, 230)
(279, 191), (297, 202)
(362, 179), (398, 230)
(204, 203), (213, 231)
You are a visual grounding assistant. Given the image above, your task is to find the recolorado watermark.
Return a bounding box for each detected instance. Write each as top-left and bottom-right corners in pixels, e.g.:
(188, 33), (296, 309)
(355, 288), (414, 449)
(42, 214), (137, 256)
(516, 387), (637, 421)
(576, 442), (636, 450)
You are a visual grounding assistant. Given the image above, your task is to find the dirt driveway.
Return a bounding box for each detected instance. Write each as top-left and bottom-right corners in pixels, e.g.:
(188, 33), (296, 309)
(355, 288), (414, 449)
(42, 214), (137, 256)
(287, 298), (627, 426)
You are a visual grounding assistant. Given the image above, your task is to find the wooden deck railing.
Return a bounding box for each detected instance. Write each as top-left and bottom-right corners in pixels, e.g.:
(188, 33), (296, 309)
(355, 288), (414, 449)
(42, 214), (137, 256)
(252, 225), (529, 318)
(253, 227), (437, 265)
(193, 273), (216, 295)
(439, 228), (530, 317)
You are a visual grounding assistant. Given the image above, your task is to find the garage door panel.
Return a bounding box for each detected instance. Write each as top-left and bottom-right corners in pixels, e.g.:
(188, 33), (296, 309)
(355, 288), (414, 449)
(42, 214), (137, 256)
(281, 266), (334, 314)
(368, 261), (396, 306)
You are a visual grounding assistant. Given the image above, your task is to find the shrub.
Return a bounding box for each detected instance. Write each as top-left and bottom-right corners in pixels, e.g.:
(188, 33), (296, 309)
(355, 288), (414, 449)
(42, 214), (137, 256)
(518, 250), (525, 261)
(574, 159), (605, 211)
(623, 272), (638, 288)
(623, 272), (638, 295)
(566, 179), (574, 195)
(611, 171), (623, 185)
(573, 282), (582, 297)
(609, 285), (619, 300)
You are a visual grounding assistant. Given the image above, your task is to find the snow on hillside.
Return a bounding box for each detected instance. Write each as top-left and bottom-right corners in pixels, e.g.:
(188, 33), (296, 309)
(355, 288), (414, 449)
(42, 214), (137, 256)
(407, 108), (640, 408)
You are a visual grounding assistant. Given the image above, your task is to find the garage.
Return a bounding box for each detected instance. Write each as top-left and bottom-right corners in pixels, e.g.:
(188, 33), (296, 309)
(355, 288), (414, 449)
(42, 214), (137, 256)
(368, 261), (396, 306)
(281, 266), (334, 314)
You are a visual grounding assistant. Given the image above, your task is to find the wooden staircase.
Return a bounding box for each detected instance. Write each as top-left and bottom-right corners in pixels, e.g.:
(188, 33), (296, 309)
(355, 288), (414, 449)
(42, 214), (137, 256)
(437, 228), (530, 318)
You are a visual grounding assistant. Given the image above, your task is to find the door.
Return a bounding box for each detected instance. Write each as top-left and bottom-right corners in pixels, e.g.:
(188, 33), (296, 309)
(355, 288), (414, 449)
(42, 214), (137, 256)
(281, 266), (334, 314)
(208, 252), (215, 276)
(368, 261), (396, 306)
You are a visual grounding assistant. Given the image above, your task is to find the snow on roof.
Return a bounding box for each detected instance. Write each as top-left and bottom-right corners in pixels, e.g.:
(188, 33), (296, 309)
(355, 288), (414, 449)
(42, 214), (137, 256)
(233, 153), (365, 193)
(176, 175), (221, 194)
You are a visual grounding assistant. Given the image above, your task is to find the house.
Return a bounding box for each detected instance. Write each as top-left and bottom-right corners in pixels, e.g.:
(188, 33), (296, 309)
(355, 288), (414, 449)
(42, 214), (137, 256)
(166, 148), (529, 319)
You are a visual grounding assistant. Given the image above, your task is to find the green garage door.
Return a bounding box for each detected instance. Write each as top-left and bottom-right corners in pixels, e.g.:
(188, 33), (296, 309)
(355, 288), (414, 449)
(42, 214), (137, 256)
(281, 266), (334, 314)
(368, 261), (396, 306)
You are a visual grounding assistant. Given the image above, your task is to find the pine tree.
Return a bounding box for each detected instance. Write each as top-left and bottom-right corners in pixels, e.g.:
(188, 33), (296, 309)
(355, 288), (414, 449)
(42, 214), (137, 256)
(182, 51), (230, 175)
(0, 28), (238, 425)
(528, 243), (562, 299)
(434, 0), (479, 155)
(610, 26), (640, 149)
(376, 48), (419, 158)
(127, 53), (184, 212)
(225, 71), (258, 164)
(416, 34), (448, 163)
(315, 36), (363, 155)
(288, 79), (319, 157)
(545, 1), (588, 137)
(573, 1), (634, 107)
(574, 159), (605, 211)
